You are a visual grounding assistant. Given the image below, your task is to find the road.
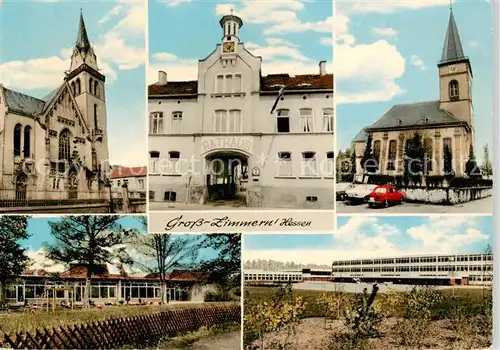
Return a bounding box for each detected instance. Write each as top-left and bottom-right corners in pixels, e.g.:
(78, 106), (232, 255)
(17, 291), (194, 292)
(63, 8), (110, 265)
(337, 196), (492, 214)
(185, 331), (241, 350)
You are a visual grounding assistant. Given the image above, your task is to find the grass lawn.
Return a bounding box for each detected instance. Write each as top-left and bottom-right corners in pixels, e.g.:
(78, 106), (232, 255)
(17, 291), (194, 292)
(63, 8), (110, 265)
(0, 302), (240, 335)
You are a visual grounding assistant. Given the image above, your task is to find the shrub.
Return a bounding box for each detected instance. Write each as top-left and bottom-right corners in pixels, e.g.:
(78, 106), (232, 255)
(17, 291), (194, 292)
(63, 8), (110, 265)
(204, 290), (231, 302)
(377, 287), (404, 318)
(318, 292), (347, 322)
(343, 284), (381, 339)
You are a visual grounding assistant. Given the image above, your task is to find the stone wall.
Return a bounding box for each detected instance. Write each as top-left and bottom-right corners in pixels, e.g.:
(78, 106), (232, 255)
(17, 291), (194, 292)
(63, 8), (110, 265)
(255, 186), (334, 209)
(404, 186), (492, 204)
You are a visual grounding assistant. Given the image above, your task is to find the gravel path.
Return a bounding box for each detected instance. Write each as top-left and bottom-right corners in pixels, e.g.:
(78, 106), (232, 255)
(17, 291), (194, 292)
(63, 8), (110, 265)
(186, 331), (241, 350)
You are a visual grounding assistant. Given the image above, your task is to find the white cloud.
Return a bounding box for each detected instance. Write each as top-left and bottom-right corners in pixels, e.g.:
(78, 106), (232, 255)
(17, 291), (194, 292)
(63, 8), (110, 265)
(372, 27), (398, 37)
(0, 1), (144, 91)
(320, 37), (333, 46)
(215, 2), (332, 35)
(334, 13), (406, 105)
(27, 249), (65, 272)
(149, 37), (333, 83)
(410, 54), (427, 70)
(244, 216), (490, 266)
(338, 0), (454, 14)
(161, 0), (192, 6)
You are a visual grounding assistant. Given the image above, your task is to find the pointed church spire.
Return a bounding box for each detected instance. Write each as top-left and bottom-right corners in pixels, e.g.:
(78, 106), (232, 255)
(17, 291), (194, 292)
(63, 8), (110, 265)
(439, 8), (466, 65)
(76, 10), (91, 51)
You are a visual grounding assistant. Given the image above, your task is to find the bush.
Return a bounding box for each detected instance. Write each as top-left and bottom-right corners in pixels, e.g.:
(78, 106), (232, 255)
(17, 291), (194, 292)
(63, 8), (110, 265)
(449, 177), (493, 188)
(204, 290), (231, 302)
(343, 284), (381, 339)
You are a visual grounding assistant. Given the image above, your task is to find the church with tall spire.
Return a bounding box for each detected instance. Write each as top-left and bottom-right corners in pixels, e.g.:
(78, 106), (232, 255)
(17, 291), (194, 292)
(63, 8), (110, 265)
(0, 11), (110, 203)
(352, 6), (474, 178)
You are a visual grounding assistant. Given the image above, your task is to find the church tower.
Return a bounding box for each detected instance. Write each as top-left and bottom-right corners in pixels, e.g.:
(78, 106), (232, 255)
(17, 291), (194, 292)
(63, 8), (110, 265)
(438, 8), (474, 135)
(66, 11), (109, 175)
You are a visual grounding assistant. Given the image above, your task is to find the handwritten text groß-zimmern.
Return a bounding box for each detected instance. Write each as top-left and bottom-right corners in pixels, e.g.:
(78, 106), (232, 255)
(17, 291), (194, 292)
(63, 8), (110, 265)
(163, 215), (313, 231)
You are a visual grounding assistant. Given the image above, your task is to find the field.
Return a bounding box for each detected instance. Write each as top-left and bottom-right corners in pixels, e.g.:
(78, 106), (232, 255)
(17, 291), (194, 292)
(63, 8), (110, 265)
(244, 285), (492, 350)
(0, 302), (239, 335)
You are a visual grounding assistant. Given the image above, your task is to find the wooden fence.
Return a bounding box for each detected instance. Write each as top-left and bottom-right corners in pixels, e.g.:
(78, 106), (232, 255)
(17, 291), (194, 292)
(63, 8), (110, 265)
(1, 305), (240, 349)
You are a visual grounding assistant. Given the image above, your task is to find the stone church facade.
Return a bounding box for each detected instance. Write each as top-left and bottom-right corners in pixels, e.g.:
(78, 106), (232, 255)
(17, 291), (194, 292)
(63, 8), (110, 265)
(353, 9), (474, 178)
(0, 12), (110, 203)
(148, 13), (334, 209)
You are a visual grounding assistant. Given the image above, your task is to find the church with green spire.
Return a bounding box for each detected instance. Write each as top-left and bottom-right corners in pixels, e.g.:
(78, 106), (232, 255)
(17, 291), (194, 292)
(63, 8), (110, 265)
(352, 7), (474, 178)
(0, 11), (110, 204)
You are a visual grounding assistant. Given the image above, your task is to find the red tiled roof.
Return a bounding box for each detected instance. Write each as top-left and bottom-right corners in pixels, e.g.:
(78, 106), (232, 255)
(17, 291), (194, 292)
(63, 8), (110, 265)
(260, 73), (334, 92)
(148, 74), (334, 96)
(149, 81), (198, 96)
(111, 166), (147, 179)
(22, 269), (47, 277)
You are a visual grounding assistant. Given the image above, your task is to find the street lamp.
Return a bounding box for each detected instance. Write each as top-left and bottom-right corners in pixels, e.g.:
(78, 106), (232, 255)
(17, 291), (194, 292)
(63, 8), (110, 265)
(449, 256), (455, 297)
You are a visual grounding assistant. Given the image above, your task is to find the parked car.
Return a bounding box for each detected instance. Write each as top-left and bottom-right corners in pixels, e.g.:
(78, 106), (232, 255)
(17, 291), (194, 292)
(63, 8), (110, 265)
(365, 185), (405, 208)
(345, 184), (377, 205)
(336, 183), (354, 201)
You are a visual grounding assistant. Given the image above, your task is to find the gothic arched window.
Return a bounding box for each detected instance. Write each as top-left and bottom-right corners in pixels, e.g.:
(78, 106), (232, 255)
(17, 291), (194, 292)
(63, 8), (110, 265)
(449, 80), (459, 100)
(94, 81), (99, 98)
(89, 78), (94, 94)
(75, 78), (81, 95)
(23, 126), (31, 158)
(13, 124), (22, 156)
(59, 129), (72, 162)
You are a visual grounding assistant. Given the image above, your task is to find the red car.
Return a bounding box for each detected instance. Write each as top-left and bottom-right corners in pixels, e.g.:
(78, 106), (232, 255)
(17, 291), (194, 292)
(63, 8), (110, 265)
(365, 185), (405, 208)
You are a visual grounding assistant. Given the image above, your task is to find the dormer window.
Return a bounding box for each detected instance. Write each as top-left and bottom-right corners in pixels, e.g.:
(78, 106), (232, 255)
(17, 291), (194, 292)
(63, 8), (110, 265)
(449, 80), (459, 100)
(421, 116), (428, 124)
(397, 119), (403, 126)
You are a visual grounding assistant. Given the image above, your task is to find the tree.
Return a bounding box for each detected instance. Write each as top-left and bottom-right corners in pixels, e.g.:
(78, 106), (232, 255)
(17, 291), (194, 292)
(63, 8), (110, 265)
(403, 133), (424, 184)
(481, 144), (493, 178)
(465, 145), (481, 179)
(443, 144), (454, 178)
(360, 133), (376, 180)
(349, 148), (357, 182)
(199, 234), (241, 293)
(0, 216), (31, 306)
(133, 230), (202, 304)
(44, 216), (134, 307)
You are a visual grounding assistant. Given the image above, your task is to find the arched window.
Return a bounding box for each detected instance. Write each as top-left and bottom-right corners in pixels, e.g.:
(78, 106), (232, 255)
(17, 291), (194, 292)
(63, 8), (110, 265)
(23, 126), (31, 158)
(449, 80), (459, 99)
(94, 104), (98, 128)
(71, 81), (76, 95)
(75, 78), (81, 95)
(89, 78), (93, 94)
(13, 124), (22, 156)
(58, 129), (72, 162)
(94, 81), (99, 98)
(423, 138), (433, 172)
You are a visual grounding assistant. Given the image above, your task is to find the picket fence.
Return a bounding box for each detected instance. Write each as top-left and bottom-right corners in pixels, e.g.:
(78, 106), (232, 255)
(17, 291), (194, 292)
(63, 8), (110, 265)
(1, 305), (240, 349)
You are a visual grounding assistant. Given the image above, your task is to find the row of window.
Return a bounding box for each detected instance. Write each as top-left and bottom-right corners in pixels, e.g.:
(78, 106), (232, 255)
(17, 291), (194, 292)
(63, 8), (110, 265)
(13, 124), (32, 158)
(5, 283), (187, 302)
(149, 151), (334, 177)
(215, 74), (242, 94)
(332, 254), (493, 266)
(70, 77), (101, 98)
(149, 108), (334, 134)
(333, 264), (492, 273)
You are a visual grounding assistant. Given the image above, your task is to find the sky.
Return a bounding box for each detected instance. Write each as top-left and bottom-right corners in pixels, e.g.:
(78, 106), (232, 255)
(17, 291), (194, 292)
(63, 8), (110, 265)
(0, 1), (146, 167)
(244, 216), (493, 265)
(148, 0), (333, 83)
(335, 0), (493, 161)
(19, 216), (221, 275)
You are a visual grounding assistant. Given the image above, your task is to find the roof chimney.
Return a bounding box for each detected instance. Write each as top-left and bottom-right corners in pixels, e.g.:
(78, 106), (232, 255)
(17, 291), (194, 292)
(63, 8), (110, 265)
(319, 61), (327, 76)
(158, 71), (167, 85)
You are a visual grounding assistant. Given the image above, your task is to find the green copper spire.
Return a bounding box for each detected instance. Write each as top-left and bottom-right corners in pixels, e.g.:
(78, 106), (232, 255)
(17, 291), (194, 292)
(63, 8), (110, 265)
(439, 9), (466, 65)
(76, 10), (91, 51)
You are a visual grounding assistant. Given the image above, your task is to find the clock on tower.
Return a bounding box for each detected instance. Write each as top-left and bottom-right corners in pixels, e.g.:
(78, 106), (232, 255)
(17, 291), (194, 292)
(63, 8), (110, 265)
(222, 41), (235, 54)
